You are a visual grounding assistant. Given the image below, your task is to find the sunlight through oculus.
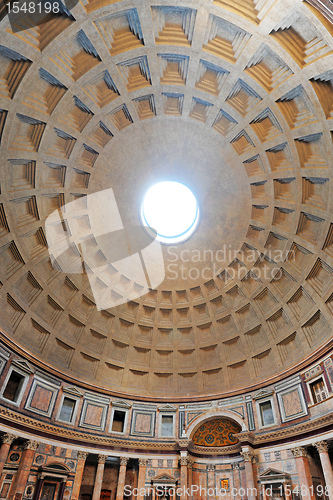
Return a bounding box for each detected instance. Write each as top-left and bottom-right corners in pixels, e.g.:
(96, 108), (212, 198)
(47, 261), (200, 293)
(141, 182), (199, 244)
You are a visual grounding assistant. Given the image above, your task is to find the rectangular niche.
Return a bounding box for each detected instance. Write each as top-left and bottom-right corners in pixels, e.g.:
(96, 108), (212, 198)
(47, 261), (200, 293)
(79, 395), (109, 430)
(25, 376), (59, 417)
(131, 409), (156, 437)
(275, 378), (308, 422)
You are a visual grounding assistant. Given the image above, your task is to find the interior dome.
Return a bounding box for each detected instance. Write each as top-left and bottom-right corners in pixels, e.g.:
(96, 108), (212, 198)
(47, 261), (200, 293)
(0, 0), (332, 400)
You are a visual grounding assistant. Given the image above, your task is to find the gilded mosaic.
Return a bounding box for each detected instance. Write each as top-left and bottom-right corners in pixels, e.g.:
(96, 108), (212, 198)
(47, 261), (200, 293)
(192, 418), (241, 447)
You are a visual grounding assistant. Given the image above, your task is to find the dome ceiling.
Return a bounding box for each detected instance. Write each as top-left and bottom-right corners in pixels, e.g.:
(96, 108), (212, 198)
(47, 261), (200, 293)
(0, 0), (332, 399)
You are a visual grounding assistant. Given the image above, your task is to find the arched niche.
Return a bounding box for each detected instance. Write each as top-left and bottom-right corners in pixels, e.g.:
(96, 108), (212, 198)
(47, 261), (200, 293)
(186, 409), (247, 441)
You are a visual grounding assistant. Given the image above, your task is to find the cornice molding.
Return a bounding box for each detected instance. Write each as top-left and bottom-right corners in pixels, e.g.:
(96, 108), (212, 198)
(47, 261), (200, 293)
(236, 413), (333, 446)
(0, 402), (332, 452)
(188, 442), (241, 455)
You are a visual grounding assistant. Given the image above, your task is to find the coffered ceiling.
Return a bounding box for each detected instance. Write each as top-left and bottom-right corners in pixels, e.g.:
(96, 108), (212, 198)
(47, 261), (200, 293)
(0, 0), (332, 399)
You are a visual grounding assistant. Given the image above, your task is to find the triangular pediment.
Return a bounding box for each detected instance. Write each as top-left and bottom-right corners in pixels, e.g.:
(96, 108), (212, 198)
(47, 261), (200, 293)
(12, 359), (34, 374)
(112, 399), (132, 409)
(152, 473), (177, 483)
(63, 386), (84, 397)
(259, 468), (288, 478)
(252, 389), (274, 400)
(159, 404), (177, 412)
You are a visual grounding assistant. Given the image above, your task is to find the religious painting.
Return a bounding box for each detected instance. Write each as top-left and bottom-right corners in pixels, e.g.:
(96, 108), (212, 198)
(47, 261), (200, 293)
(220, 479), (229, 491)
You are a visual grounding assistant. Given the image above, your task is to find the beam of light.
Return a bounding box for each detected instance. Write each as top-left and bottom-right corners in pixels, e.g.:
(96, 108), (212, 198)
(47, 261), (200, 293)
(141, 181), (199, 244)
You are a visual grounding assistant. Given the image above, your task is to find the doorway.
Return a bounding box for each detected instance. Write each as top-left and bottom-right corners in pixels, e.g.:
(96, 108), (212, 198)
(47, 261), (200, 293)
(40, 482), (58, 500)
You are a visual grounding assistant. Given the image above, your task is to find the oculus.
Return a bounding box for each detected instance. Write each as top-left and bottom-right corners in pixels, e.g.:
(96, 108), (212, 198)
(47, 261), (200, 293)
(141, 181), (199, 244)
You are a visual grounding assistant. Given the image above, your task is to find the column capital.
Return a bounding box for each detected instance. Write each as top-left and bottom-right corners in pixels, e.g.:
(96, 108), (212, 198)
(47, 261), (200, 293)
(187, 460), (194, 469)
(313, 441), (329, 453)
(98, 454), (107, 464)
(24, 440), (39, 451)
(240, 450), (254, 462)
(207, 464), (215, 471)
(77, 451), (89, 460)
(232, 463), (240, 470)
(179, 456), (189, 467)
(120, 457), (129, 466)
(138, 458), (149, 467)
(290, 447), (308, 458)
(2, 433), (16, 445)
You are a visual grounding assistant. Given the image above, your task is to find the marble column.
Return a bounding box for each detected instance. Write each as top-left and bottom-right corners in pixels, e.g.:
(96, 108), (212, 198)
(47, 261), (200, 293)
(92, 454), (107, 500)
(34, 478), (44, 500)
(180, 456), (189, 500)
(240, 450), (257, 500)
(314, 441), (333, 500)
(207, 464), (215, 500)
(262, 485), (268, 500)
(232, 463), (241, 500)
(291, 447), (316, 500)
(58, 481), (66, 500)
(187, 460), (193, 494)
(0, 434), (16, 478)
(252, 454), (259, 494)
(137, 459), (148, 500)
(71, 451), (89, 500)
(8, 440), (39, 500)
(116, 457), (129, 500)
(284, 483), (292, 500)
